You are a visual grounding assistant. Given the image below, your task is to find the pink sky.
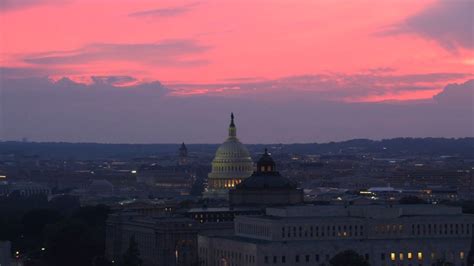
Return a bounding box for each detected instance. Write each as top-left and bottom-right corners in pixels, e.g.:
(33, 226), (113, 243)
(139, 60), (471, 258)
(0, 0), (473, 143)
(1, 0), (472, 101)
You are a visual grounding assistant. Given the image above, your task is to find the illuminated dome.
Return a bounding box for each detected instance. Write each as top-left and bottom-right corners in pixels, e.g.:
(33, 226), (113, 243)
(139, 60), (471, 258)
(204, 113), (253, 199)
(214, 138), (251, 161)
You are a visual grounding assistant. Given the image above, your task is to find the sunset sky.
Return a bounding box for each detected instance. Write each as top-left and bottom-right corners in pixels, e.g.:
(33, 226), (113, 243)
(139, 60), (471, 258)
(1, 0), (473, 143)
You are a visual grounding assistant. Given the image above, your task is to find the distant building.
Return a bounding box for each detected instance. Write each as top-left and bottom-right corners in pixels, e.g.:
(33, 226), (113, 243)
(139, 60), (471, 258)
(230, 149), (304, 206)
(136, 164), (194, 195)
(111, 199), (177, 216)
(185, 207), (263, 224)
(8, 182), (50, 197)
(203, 113), (253, 200)
(178, 143), (188, 166)
(199, 204), (474, 266)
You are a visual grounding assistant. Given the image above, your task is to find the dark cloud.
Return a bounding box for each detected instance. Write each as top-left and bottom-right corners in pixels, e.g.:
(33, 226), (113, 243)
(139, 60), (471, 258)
(1, 76), (169, 142)
(0, 66), (52, 78)
(378, 0), (474, 51)
(129, 2), (199, 18)
(170, 72), (471, 101)
(23, 40), (210, 67)
(433, 79), (474, 106)
(1, 76), (472, 143)
(0, 0), (67, 11)
(90, 76), (137, 86)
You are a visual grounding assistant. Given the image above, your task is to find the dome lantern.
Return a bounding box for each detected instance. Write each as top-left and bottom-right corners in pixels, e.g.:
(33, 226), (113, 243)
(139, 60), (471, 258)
(229, 112), (236, 138)
(257, 148), (276, 173)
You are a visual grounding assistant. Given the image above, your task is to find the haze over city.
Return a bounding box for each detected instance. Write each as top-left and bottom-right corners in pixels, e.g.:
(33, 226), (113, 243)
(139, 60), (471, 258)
(1, 0), (473, 143)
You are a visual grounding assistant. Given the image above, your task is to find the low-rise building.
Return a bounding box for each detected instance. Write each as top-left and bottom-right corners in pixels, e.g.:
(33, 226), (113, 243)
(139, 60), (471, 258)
(105, 212), (233, 266)
(199, 204), (474, 266)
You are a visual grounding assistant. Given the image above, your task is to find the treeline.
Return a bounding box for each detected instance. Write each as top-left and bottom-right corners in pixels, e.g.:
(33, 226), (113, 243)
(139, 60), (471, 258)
(0, 137), (473, 159)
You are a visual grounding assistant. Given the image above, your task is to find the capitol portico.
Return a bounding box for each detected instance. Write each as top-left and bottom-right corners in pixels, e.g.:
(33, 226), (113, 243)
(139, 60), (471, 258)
(203, 113), (254, 200)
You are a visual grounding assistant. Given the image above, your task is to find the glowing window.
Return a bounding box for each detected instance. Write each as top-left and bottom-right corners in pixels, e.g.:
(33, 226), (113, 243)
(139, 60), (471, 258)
(407, 252), (412, 260)
(417, 252), (423, 260)
(460, 251), (465, 259)
(399, 253), (404, 260)
(390, 253), (396, 261)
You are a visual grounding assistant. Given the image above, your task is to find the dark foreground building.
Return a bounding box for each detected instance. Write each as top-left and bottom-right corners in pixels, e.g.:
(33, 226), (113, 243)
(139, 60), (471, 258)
(199, 204), (474, 266)
(105, 212), (232, 266)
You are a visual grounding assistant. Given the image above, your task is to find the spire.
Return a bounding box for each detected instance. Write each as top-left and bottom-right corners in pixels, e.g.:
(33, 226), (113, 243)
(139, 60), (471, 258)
(228, 113), (237, 137)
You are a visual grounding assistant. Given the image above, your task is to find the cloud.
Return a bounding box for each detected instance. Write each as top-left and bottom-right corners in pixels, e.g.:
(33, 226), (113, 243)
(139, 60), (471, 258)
(90, 75), (137, 86)
(169, 72), (471, 102)
(129, 2), (199, 18)
(0, 0), (66, 11)
(378, 0), (474, 51)
(1, 76), (472, 143)
(0, 66), (52, 78)
(433, 79), (474, 106)
(1, 76), (169, 141)
(23, 40), (210, 67)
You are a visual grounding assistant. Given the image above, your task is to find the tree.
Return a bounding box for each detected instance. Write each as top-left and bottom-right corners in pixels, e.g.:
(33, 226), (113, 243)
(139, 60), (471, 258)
(122, 236), (142, 266)
(329, 250), (370, 266)
(43, 205), (110, 266)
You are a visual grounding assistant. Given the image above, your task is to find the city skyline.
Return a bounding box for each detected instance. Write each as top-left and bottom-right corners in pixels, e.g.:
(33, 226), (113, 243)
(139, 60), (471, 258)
(1, 0), (473, 143)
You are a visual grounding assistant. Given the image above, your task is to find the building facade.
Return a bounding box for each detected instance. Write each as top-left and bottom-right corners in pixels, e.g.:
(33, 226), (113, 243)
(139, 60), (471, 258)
(105, 212), (234, 266)
(203, 113), (253, 200)
(106, 213), (200, 266)
(199, 204), (474, 266)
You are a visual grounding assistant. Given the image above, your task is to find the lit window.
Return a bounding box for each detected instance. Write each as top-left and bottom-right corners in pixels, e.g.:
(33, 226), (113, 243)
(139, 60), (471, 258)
(460, 251), (465, 259)
(399, 253), (404, 260)
(417, 252), (423, 260)
(407, 252), (412, 260)
(390, 253), (396, 261)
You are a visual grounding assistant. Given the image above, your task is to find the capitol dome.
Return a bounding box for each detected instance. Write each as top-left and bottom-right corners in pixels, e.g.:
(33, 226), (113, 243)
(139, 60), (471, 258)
(204, 113), (253, 199)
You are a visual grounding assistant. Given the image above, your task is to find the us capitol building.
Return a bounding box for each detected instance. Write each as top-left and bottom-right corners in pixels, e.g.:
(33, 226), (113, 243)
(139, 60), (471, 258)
(203, 113), (254, 200)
